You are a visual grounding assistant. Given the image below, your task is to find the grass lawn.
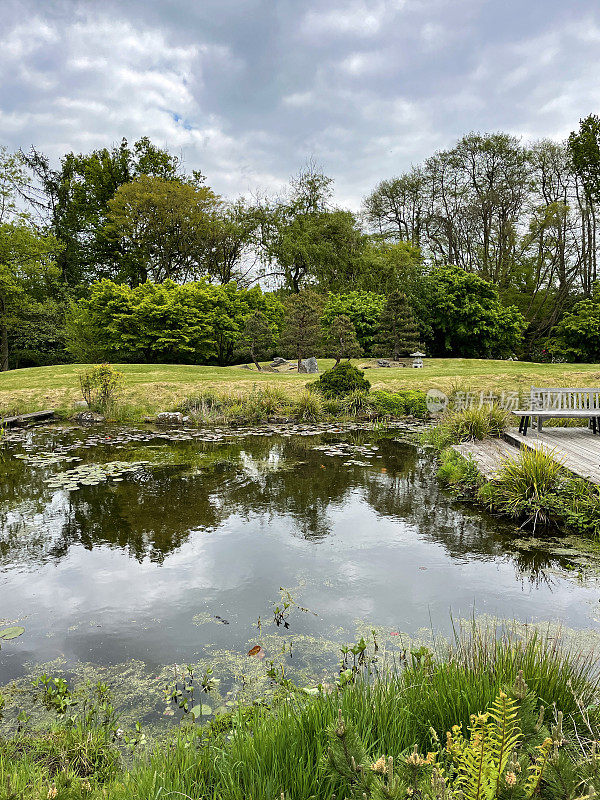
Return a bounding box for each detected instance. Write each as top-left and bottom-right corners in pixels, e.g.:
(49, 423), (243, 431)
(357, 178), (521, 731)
(1, 358), (600, 417)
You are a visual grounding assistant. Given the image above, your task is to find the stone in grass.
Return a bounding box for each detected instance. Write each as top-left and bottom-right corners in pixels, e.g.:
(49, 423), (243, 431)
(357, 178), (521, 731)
(376, 359), (391, 368)
(272, 357), (288, 366)
(75, 411), (105, 424)
(156, 412), (184, 426)
(298, 356), (318, 374)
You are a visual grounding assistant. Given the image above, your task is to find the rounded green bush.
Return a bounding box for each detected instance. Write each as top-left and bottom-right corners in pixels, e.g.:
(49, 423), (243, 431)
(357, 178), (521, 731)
(312, 362), (371, 398)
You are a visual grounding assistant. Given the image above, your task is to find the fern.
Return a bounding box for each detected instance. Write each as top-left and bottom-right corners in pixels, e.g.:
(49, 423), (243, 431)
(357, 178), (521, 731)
(487, 691), (521, 794)
(525, 736), (554, 797)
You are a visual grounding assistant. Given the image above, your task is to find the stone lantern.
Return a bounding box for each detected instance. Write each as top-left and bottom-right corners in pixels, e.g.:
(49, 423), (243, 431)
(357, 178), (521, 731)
(410, 351), (425, 368)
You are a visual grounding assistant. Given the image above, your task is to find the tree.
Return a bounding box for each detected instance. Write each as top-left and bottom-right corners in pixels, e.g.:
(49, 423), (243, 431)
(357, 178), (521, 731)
(568, 114), (600, 202)
(256, 166), (366, 292)
(236, 311), (277, 369)
(204, 200), (258, 285)
(424, 265), (526, 357)
(65, 279), (283, 366)
(550, 290), (600, 362)
(280, 290), (324, 370)
(321, 314), (362, 364)
(105, 176), (220, 284)
(0, 147), (27, 225)
(20, 137), (186, 285)
(375, 291), (420, 361)
(0, 222), (59, 371)
(321, 291), (386, 356)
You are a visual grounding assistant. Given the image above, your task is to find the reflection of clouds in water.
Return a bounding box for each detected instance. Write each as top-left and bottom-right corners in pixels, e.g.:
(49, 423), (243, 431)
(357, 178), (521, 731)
(1, 428), (600, 679)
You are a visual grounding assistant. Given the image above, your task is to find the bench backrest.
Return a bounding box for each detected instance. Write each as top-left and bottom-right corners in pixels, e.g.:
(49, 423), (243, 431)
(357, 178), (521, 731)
(531, 387), (600, 412)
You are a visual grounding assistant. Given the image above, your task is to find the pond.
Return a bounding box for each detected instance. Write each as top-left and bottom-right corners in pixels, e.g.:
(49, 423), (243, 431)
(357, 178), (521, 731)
(1, 422), (600, 722)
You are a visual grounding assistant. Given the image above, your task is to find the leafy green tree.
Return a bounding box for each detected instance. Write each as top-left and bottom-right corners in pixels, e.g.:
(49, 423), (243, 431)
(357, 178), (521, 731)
(375, 291), (420, 360)
(424, 265), (526, 357)
(322, 292), (386, 355)
(105, 176), (220, 284)
(550, 290), (600, 362)
(321, 314), (363, 364)
(280, 290), (324, 370)
(0, 147), (27, 224)
(66, 279), (282, 366)
(0, 222), (60, 371)
(256, 166), (365, 292)
(236, 311), (278, 369)
(204, 200), (258, 285)
(21, 137), (186, 285)
(568, 114), (600, 202)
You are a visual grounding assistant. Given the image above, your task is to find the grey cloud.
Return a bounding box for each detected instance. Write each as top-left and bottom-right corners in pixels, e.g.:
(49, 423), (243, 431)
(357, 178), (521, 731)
(1, 0), (599, 209)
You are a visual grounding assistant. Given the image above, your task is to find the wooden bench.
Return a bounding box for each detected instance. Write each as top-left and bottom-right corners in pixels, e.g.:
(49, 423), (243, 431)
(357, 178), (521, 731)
(515, 387), (600, 436)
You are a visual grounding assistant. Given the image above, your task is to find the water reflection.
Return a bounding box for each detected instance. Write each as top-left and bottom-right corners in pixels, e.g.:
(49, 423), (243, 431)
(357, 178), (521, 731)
(0, 425), (599, 681)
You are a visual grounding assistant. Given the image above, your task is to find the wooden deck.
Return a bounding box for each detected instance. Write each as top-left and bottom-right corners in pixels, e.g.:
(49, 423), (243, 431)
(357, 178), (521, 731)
(504, 427), (600, 486)
(452, 438), (519, 479)
(0, 409), (55, 429)
(452, 427), (600, 485)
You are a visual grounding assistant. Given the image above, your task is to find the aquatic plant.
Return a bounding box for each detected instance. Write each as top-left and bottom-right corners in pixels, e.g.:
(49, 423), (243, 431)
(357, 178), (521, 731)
(295, 390), (323, 421)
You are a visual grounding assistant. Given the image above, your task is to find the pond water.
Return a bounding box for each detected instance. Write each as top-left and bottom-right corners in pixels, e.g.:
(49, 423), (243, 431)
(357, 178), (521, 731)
(1, 422), (600, 720)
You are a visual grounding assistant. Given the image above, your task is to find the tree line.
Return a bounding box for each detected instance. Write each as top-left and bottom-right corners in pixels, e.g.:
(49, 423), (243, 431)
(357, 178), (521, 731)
(2, 115), (600, 371)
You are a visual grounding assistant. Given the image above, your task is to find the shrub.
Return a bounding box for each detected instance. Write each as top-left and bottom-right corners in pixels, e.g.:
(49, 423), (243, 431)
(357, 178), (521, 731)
(79, 363), (123, 414)
(313, 362), (371, 398)
(437, 448), (483, 495)
(370, 389), (428, 418)
(423, 405), (511, 447)
(294, 391), (323, 422)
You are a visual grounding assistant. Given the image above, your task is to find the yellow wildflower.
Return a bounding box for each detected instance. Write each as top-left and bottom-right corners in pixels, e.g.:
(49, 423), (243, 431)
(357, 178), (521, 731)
(47, 789), (58, 800)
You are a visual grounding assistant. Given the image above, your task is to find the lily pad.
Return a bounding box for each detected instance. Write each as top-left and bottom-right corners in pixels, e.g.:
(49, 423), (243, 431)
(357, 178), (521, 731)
(0, 626), (25, 640)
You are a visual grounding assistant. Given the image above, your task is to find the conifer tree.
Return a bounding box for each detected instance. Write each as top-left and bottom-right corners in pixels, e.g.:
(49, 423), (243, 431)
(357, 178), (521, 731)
(376, 291), (420, 361)
(280, 290), (323, 370)
(322, 314), (363, 365)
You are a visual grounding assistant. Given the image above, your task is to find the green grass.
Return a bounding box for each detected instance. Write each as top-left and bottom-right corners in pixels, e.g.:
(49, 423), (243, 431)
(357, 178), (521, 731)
(2, 624), (598, 799)
(1, 359), (600, 419)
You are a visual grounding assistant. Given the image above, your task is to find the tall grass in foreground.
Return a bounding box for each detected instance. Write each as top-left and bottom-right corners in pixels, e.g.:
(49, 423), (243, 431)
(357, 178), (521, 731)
(94, 626), (599, 800)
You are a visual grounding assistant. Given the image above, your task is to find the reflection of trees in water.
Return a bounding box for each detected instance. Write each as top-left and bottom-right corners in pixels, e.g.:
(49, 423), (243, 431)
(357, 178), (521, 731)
(0, 433), (588, 585)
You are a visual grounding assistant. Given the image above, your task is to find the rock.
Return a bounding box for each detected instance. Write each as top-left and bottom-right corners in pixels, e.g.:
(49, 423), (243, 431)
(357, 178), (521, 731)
(75, 411), (105, 424)
(73, 400), (88, 410)
(298, 356), (318, 374)
(377, 359), (391, 367)
(156, 412), (184, 426)
(272, 357), (288, 366)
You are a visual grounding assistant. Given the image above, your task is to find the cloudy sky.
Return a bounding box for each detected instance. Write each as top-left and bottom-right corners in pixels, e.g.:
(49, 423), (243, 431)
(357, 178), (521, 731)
(2, 0), (600, 208)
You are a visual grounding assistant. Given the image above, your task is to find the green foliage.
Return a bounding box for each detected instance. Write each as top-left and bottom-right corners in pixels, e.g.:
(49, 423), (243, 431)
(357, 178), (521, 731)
(21, 136), (184, 285)
(322, 291), (386, 355)
(235, 310), (278, 369)
(479, 448), (600, 535)
(105, 175), (220, 285)
(321, 314), (363, 364)
(423, 405), (511, 447)
(568, 114), (600, 202)
(280, 289), (324, 368)
(295, 390), (323, 421)
(424, 265), (526, 358)
(375, 290), (421, 360)
(370, 389), (428, 418)
(66, 279), (282, 366)
(341, 389), (373, 416)
(550, 291), (600, 362)
(0, 221), (61, 371)
(437, 449), (483, 495)
(79, 363), (124, 414)
(313, 362), (371, 398)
